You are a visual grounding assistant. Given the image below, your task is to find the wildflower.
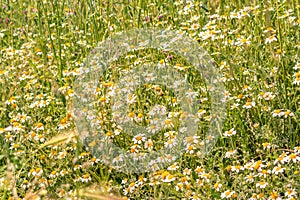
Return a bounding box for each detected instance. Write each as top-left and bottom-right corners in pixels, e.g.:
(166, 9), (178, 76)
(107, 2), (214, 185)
(81, 174), (91, 182)
(195, 179), (204, 187)
(230, 103), (239, 110)
(272, 165), (285, 175)
(90, 157), (100, 165)
(164, 118), (174, 128)
(190, 23), (200, 30)
(268, 191), (281, 200)
(185, 144), (195, 154)
(257, 169), (271, 178)
(283, 110), (294, 118)
(73, 164), (82, 171)
(272, 109), (284, 117)
(167, 163), (179, 171)
(57, 189), (66, 198)
(259, 92), (275, 101)
(175, 182), (184, 191)
(225, 150), (237, 158)
(130, 144), (140, 153)
(223, 128), (237, 137)
(9, 143), (19, 150)
(230, 11), (241, 19)
(200, 172), (211, 182)
(293, 146), (300, 153)
(59, 169), (68, 177)
(155, 60), (166, 70)
(236, 36), (251, 46)
(28, 168), (43, 177)
(262, 142), (271, 149)
(133, 134), (146, 144)
(161, 171), (176, 182)
(256, 181), (268, 189)
(35, 122), (44, 131)
(243, 100), (256, 109)
(274, 153), (287, 165)
(265, 35), (277, 44)
(221, 190), (236, 199)
(293, 63), (300, 70)
(214, 182), (222, 191)
(244, 174), (255, 182)
(49, 171), (58, 178)
(285, 189), (297, 198)
(34, 134), (45, 142)
(292, 72), (300, 85)
(57, 151), (67, 159)
(283, 153), (300, 163)
(231, 165), (244, 173)
(195, 166), (203, 174)
(21, 179), (31, 189)
(144, 139), (153, 150)
(183, 168), (191, 175)
(164, 139), (177, 148)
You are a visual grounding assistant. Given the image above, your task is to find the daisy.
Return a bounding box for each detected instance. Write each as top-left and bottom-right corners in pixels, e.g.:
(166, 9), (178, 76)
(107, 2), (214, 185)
(230, 11), (241, 19)
(272, 165), (285, 175)
(190, 23), (200, 30)
(272, 109), (284, 117)
(256, 181), (268, 189)
(243, 100), (256, 109)
(164, 139), (177, 148)
(59, 169), (68, 177)
(126, 93), (137, 104)
(262, 142), (271, 149)
(292, 74), (300, 85)
(164, 118), (174, 128)
(293, 146), (300, 153)
(244, 174), (255, 182)
(221, 190), (236, 199)
(268, 191), (281, 200)
(223, 128), (237, 137)
(183, 168), (192, 175)
(265, 35), (277, 44)
(283, 110), (294, 118)
(175, 182), (184, 191)
(225, 150), (237, 158)
(285, 189), (297, 198)
(259, 92), (275, 101)
(213, 182), (222, 191)
(90, 157), (100, 165)
(293, 63), (300, 70)
(49, 171), (58, 178)
(133, 133), (146, 144)
(231, 165), (244, 173)
(236, 36), (251, 46)
(21, 179), (31, 189)
(257, 169), (271, 178)
(167, 163), (179, 171)
(283, 153), (300, 163)
(144, 139), (153, 150)
(81, 174), (91, 182)
(274, 153), (287, 165)
(185, 145), (195, 154)
(230, 103), (239, 110)
(9, 143), (19, 150)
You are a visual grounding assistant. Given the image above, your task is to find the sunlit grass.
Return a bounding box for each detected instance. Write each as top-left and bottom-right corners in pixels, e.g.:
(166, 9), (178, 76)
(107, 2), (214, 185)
(0, 0), (299, 199)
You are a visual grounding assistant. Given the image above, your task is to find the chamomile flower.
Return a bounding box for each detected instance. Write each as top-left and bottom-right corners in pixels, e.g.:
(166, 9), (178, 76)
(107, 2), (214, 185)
(223, 128), (237, 137)
(265, 35), (277, 44)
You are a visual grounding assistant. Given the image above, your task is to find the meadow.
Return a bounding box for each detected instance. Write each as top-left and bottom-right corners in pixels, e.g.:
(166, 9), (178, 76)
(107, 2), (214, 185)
(0, 0), (299, 199)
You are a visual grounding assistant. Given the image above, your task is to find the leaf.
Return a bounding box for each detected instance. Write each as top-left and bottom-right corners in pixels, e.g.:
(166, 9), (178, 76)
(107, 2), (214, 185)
(40, 130), (77, 149)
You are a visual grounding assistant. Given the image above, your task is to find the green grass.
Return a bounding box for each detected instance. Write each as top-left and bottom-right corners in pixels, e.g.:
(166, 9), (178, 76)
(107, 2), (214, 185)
(0, 0), (300, 199)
